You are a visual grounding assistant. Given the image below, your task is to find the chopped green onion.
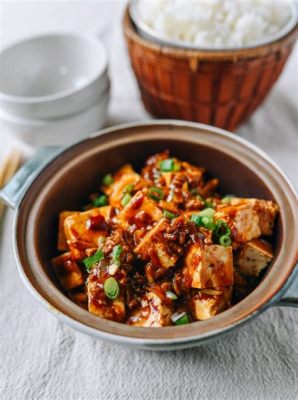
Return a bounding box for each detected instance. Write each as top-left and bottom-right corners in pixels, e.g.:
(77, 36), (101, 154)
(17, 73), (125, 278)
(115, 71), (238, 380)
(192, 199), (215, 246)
(104, 277), (120, 299)
(102, 173), (114, 186)
(159, 158), (180, 172)
(83, 249), (104, 271)
(214, 220), (231, 237)
(219, 234), (232, 247)
(166, 290), (178, 300)
(198, 208), (215, 218)
(121, 193), (132, 206)
(213, 220), (232, 246)
(171, 312), (189, 325)
(190, 208), (216, 230)
(191, 214), (215, 231)
(148, 187), (164, 201)
(163, 210), (176, 219)
(204, 200), (214, 209)
(124, 184), (134, 194)
(93, 194), (108, 207)
(112, 244), (123, 265)
(222, 195), (235, 204)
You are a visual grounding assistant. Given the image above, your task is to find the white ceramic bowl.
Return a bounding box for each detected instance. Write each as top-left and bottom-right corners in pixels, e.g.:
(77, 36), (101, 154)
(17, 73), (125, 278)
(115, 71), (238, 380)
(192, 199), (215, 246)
(0, 33), (109, 119)
(0, 86), (110, 146)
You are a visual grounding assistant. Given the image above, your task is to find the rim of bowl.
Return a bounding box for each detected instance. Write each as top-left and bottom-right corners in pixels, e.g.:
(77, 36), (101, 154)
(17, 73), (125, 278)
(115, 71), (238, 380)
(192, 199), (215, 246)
(0, 32), (108, 104)
(0, 84), (110, 126)
(14, 120), (298, 346)
(129, 0), (298, 52)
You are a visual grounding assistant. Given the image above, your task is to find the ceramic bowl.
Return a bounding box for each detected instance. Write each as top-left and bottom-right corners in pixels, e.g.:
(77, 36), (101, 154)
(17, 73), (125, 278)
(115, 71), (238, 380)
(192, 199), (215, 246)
(0, 121), (297, 350)
(0, 86), (110, 146)
(0, 33), (109, 119)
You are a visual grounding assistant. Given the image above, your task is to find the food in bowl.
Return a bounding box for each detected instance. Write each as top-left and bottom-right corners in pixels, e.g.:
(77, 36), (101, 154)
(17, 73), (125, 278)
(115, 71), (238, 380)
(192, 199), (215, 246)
(133, 0), (294, 49)
(51, 151), (279, 327)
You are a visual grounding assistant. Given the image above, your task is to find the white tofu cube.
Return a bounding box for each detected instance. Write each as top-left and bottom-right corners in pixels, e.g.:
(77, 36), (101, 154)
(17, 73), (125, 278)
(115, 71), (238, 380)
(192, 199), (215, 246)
(229, 198), (279, 236)
(183, 244), (234, 289)
(103, 164), (141, 208)
(64, 207), (110, 260)
(190, 287), (232, 320)
(134, 218), (179, 269)
(127, 292), (172, 327)
(116, 190), (163, 230)
(215, 203), (261, 243)
(235, 238), (273, 276)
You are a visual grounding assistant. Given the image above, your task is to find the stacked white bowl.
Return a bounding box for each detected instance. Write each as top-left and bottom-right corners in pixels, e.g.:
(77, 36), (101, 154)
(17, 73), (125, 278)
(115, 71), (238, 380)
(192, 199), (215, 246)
(0, 33), (110, 146)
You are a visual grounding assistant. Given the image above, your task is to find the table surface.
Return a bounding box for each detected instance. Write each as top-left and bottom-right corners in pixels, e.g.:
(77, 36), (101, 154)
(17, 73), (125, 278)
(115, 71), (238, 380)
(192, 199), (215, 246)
(0, 2), (297, 400)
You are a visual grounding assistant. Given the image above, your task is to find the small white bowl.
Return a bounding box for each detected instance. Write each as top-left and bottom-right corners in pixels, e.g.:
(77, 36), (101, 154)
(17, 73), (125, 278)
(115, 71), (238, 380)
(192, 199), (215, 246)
(0, 86), (110, 146)
(0, 33), (109, 119)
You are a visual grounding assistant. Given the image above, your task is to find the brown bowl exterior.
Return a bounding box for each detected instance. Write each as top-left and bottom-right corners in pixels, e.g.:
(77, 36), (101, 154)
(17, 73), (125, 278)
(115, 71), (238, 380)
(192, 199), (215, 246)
(124, 9), (298, 131)
(13, 121), (298, 349)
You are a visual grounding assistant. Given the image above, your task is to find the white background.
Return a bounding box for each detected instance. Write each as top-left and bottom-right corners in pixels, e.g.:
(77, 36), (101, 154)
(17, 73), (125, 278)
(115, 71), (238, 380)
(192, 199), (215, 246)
(0, 1), (297, 399)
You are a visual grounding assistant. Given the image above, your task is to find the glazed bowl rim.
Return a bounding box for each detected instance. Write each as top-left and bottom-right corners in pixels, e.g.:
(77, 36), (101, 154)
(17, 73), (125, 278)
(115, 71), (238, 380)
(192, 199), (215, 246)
(0, 32), (108, 104)
(13, 120), (298, 347)
(129, 0), (298, 52)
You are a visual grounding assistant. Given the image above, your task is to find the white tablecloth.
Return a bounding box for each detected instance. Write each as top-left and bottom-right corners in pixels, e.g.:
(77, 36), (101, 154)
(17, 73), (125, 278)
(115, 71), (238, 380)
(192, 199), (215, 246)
(0, 2), (297, 400)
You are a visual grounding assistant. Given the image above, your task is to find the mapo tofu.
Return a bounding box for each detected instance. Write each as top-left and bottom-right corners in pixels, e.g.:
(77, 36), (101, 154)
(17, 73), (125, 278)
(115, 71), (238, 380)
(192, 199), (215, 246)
(51, 152), (278, 327)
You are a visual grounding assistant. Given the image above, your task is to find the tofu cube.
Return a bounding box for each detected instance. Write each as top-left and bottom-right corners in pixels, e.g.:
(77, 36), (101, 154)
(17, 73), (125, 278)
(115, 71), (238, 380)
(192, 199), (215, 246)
(58, 211), (75, 251)
(183, 244), (234, 289)
(87, 268), (125, 322)
(64, 207), (110, 260)
(134, 218), (178, 269)
(249, 199), (278, 236)
(215, 203), (261, 243)
(235, 238), (273, 276)
(190, 287), (232, 320)
(127, 292), (172, 327)
(103, 164), (141, 208)
(51, 252), (84, 290)
(229, 198), (279, 236)
(117, 190), (163, 230)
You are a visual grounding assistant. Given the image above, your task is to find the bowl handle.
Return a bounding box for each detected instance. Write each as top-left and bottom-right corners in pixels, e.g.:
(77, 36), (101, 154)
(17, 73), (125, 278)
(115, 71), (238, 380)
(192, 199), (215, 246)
(0, 146), (60, 209)
(273, 262), (298, 307)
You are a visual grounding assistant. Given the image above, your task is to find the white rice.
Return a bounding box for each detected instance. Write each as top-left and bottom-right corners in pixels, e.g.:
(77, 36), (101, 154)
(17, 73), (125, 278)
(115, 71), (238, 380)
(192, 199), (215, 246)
(136, 0), (294, 49)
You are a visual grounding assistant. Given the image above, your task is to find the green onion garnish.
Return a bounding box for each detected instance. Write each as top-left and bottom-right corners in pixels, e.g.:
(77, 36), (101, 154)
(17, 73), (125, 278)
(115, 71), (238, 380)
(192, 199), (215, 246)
(112, 244), (123, 265)
(148, 187), (164, 201)
(190, 208), (216, 230)
(204, 200), (214, 209)
(159, 158), (180, 172)
(191, 214), (215, 231)
(121, 193), (132, 206)
(198, 208), (215, 218)
(214, 220), (231, 237)
(171, 312), (189, 325)
(222, 195), (235, 204)
(219, 234), (232, 247)
(102, 173), (114, 186)
(124, 184), (134, 194)
(104, 277), (120, 299)
(83, 249), (104, 271)
(93, 194), (108, 207)
(213, 220), (232, 246)
(163, 210), (176, 219)
(166, 290), (178, 300)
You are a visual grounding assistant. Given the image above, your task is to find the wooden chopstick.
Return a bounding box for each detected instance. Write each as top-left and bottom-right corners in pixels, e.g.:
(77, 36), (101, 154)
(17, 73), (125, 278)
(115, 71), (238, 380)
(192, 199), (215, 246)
(0, 149), (22, 220)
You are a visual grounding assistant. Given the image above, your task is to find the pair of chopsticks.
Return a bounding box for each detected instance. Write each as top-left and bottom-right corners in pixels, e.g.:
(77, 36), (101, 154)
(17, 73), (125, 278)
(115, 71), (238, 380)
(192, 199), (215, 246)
(0, 149), (22, 220)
